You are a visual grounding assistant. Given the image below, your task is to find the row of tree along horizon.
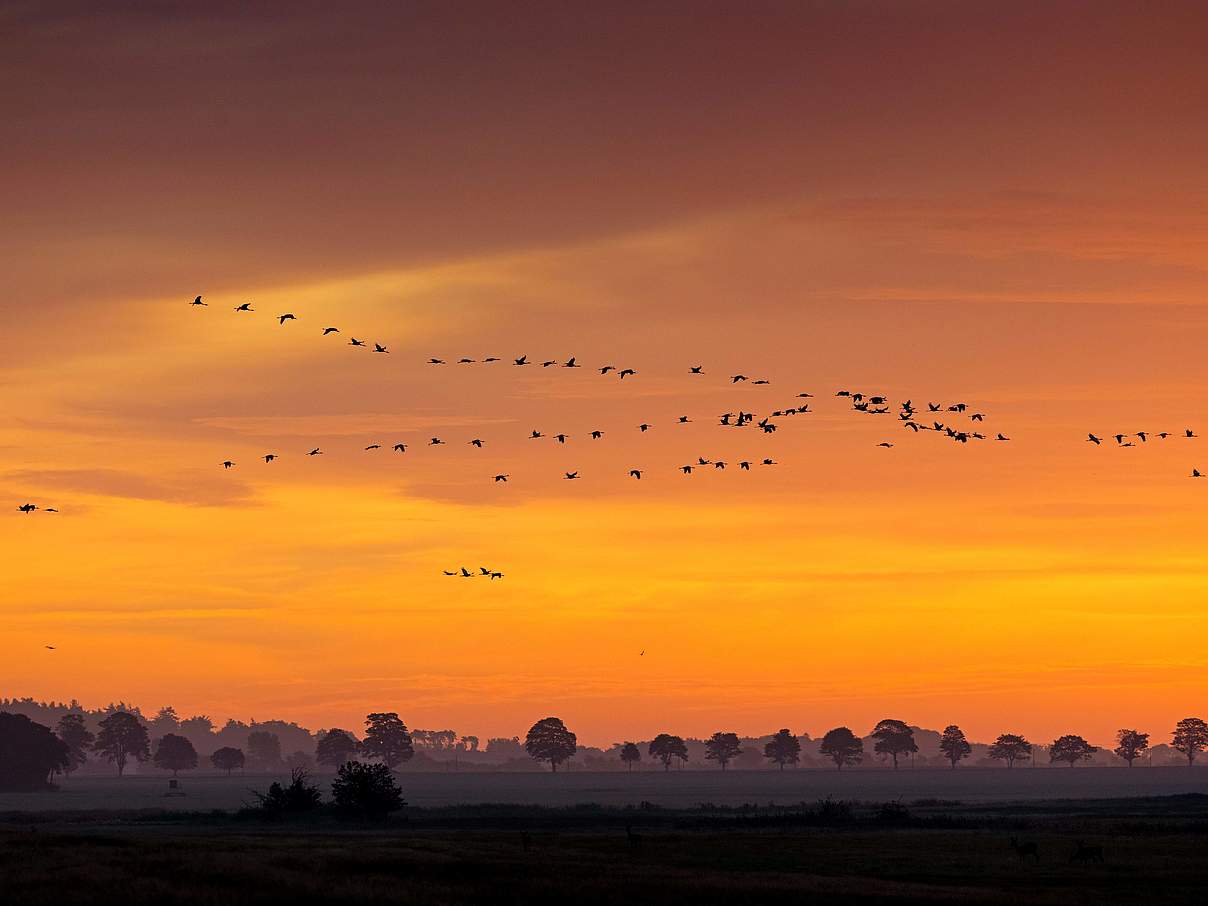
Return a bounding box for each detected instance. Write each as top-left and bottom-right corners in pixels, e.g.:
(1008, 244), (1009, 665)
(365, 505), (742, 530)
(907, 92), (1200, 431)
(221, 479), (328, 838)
(3, 698), (1208, 790)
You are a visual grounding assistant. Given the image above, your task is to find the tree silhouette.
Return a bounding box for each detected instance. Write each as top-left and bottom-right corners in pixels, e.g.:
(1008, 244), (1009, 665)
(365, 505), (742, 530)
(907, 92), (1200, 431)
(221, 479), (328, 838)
(247, 731), (283, 770)
(331, 761), (405, 820)
(93, 711), (150, 776)
(938, 725), (972, 768)
(316, 729), (360, 769)
(0, 713), (70, 790)
(987, 733), (1032, 768)
(648, 733), (688, 771)
(361, 713), (414, 768)
(819, 727), (863, 770)
(153, 733), (198, 776)
(870, 718), (918, 770)
(1049, 734), (1097, 766)
(1171, 717), (1208, 766)
(55, 714), (94, 776)
(1113, 729), (1149, 767)
(524, 717), (577, 771)
(149, 706), (180, 738)
(763, 729), (801, 770)
(619, 742), (641, 771)
(210, 746), (245, 775)
(703, 732), (743, 770)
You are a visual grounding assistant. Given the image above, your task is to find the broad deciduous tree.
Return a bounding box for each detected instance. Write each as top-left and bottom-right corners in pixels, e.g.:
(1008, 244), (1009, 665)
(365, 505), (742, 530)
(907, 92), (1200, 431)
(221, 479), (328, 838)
(648, 733), (688, 771)
(1113, 729), (1149, 766)
(0, 713), (70, 790)
(316, 729), (360, 768)
(870, 718), (918, 770)
(93, 711), (150, 777)
(819, 727), (863, 770)
(524, 717), (577, 771)
(704, 732), (743, 770)
(1049, 734), (1097, 766)
(55, 714), (94, 776)
(210, 746), (245, 775)
(1172, 717), (1208, 766)
(153, 733), (198, 776)
(939, 725), (972, 768)
(361, 713), (414, 768)
(987, 733), (1032, 768)
(763, 729), (801, 770)
(619, 742), (641, 771)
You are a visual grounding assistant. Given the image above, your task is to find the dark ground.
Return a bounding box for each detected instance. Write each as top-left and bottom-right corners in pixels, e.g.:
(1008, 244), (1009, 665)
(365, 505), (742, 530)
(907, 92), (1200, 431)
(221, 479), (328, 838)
(3, 795), (1207, 904)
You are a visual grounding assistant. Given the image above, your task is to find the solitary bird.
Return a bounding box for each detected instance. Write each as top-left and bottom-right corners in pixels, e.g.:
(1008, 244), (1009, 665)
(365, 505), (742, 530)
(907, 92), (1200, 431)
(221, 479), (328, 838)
(17, 503), (37, 513)
(1194, 469), (1204, 478)
(690, 366), (704, 374)
(349, 337), (367, 347)
(221, 461), (235, 469)
(638, 423), (651, 432)
(629, 469), (643, 479)
(428, 358), (446, 365)
(600, 365), (616, 374)
(373, 343), (389, 353)
(564, 357), (580, 368)
(393, 443), (407, 453)
(191, 296), (206, 306)
(308, 448), (322, 456)
(323, 327), (339, 335)
(278, 313), (297, 325)
(494, 474), (509, 482)
(1087, 434), (1102, 445)
(514, 355), (529, 366)
(565, 471), (579, 480)
(469, 439), (484, 448)
(263, 454), (277, 463)
(619, 368), (636, 379)
(365, 444), (381, 451)
(731, 375), (747, 383)
(429, 437), (444, 446)
(877, 442), (894, 448)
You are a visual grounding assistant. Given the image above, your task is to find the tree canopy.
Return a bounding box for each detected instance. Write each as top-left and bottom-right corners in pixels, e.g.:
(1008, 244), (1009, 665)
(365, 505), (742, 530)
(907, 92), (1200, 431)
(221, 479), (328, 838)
(703, 732), (743, 770)
(331, 761), (405, 820)
(524, 717), (577, 771)
(1049, 734), (1097, 766)
(153, 733), (198, 776)
(316, 728), (360, 768)
(93, 711), (151, 776)
(870, 718), (918, 770)
(1171, 717), (1208, 766)
(819, 726), (863, 770)
(1114, 729), (1149, 766)
(648, 733), (689, 771)
(247, 731), (284, 769)
(361, 713), (415, 768)
(0, 712), (70, 791)
(763, 729), (801, 770)
(210, 746), (245, 775)
(619, 742), (641, 770)
(938, 725), (972, 768)
(987, 733), (1032, 768)
(55, 714), (94, 776)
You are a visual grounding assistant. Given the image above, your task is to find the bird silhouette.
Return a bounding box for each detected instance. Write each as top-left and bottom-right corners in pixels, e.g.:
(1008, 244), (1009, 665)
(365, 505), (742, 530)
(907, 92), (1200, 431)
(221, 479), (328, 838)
(877, 442), (894, 448)
(739, 461), (751, 470)
(1187, 429), (1198, 438)
(429, 437), (444, 446)
(365, 444), (381, 451)
(469, 439), (484, 447)
(308, 448), (322, 456)
(619, 368), (636, 379)
(1088, 434), (1102, 445)
(460, 567), (473, 577)
(731, 375), (747, 383)
(234, 303), (253, 312)
(600, 365), (616, 374)
(393, 443), (407, 453)
(678, 416), (691, 423)
(514, 355), (529, 366)
(443, 570), (457, 576)
(458, 358), (475, 364)
(629, 469), (643, 479)
(1194, 469), (1204, 478)
(494, 474), (509, 482)
(590, 430), (603, 439)
(564, 356), (580, 368)
(483, 356), (501, 363)
(490, 571), (504, 580)
(191, 296), (206, 306)
(17, 503), (37, 513)
(263, 454), (277, 463)
(761, 458), (776, 465)
(221, 461), (235, 469)
(45, 508), (59, 513)
(681, 465), (694, 474)
(278, 313), (297, 325)
(690, 366), (704, 374)
(753, 379), (770, 385)
(554, 434), (568, 444)
(996, 434), (1010, 442)
(638, 424), (651, 432)
(373, 343), (389, 353)
(428, 358), (446, 365)
(44, 645), (55, 650)
(530, 430), (544, 439)
(323, 327), (339, 335)
(541, 360), (557, 367)
(349, 337), (366, 347)
(565, 471), (579, 480)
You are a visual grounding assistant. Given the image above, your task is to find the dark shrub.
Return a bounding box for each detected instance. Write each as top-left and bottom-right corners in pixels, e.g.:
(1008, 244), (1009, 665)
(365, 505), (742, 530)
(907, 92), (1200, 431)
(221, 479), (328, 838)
(249, 768), (322, 819)
(331, 760), (405, 820)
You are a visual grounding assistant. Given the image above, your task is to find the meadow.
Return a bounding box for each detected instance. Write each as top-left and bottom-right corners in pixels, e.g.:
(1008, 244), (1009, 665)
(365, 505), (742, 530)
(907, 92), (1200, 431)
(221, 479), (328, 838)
(3, 765), (1206, 813)
(3, 793), (1207, 904)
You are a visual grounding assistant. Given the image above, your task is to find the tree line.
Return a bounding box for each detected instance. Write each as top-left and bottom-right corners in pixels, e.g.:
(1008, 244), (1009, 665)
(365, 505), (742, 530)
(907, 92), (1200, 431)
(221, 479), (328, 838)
(3, 706), (1206, 790)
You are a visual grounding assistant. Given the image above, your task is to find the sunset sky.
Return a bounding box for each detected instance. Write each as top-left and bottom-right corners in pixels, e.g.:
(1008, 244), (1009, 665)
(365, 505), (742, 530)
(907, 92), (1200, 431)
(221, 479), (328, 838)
(4, 2), (1208, 747)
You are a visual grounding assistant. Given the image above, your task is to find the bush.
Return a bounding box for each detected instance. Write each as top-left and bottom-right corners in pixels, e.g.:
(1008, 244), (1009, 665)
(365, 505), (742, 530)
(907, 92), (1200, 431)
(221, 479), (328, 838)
(331, 760), (405, 821)
(248, 768), (322, 820)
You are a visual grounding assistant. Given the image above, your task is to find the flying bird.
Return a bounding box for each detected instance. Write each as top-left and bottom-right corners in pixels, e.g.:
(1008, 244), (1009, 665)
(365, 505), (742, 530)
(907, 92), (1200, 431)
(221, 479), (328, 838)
(308, 448), (322, 456)
(638, 423), (651, 432)
(731, 375), (747, 383)
(17, 503), (37, 513)
(263, 454), (277, 463)
(44, 645), (55, 650)
(494, 474), (509, 482)
(373, 344), (389, 353)
(460, 567), (473, 577)
(877, 442), (894, 448)
(428, 358), (446, 365)
(429, 437), (444, 446)
(530, 430), (544, 439)
(689, 366), (704, 374)
(469, 439), (484, 448)
(349, 337), (366, 347)
(600, 365), (616, 374)
(278, 313), (296, 325)
(234, 302), (253, 312)
(393, 444), (407, 453)
(221, 461), (235, 469)
(564, 471), (579, 480)
(514, 355), (529, 366)
(554, 434), (568, 444)
(323, 327), (339, 335)
(628, 469), (643, 479)
(619, 368), (636, 379)
(563, 357), (580, 368)
(365, 444), (381, 451)
(1194, 469), (1204, 478)
(1087, 434), (1102, 445)
(191, 296), (206, 306)
(589, 430), (603, 439)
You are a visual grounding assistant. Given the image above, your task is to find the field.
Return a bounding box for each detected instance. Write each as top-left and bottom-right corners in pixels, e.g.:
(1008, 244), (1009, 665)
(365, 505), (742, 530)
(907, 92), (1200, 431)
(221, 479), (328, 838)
(3, 793), (1208, 904)
(3, 765), (1207, 813)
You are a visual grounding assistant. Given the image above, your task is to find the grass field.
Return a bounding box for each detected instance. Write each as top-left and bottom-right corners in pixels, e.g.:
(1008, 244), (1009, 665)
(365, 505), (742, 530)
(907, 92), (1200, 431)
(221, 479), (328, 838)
(3, 795), (1208, 904)
(3, 765), (1206, 813)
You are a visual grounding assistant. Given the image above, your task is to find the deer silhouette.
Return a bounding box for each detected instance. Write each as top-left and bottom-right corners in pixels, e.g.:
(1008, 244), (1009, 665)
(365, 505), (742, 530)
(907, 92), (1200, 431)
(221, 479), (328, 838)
(625, 824), (643, 848)
(1010, 837), (1039, 862)
(1069, 840), (1103, 863)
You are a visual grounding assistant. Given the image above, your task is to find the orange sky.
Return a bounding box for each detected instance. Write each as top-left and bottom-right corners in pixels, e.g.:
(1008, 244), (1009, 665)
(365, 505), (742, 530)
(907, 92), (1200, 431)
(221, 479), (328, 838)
(3, 2), (1208, 747)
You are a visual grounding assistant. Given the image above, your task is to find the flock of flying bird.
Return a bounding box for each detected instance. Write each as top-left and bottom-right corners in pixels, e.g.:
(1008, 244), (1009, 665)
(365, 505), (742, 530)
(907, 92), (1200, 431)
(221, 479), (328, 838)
(12, 295), (1207, 518)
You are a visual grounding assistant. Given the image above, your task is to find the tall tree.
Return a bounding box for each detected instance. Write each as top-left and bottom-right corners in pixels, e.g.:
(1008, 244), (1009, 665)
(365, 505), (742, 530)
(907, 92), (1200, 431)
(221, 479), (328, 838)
(210, 746), (245, 775)
(1171, 717), (1208, 766)
(870, 718), (918, 770)
(763, 729), (801, 770)
(153, 733), (198, 777)
(938, 725), (972, 769)
(247, 731), (283, 770)
(316, 729), (360, 769)
(819, 727), (863, 770)
(619, 742), (641, 771)
(524, 717), (577, 771)
(703, 732), (743, 770)
(1049, 734), (1097, 767)
(93, 711), (150, 777)
(987, 733), (1032, 768)
(648, 733), (689, 771)
(1113, 729), (1150, 767)
(361, 713), (414, 768)
(0, 713), (70, 790)
(55, 714), (94, 776)
(149, 706), (180, 738)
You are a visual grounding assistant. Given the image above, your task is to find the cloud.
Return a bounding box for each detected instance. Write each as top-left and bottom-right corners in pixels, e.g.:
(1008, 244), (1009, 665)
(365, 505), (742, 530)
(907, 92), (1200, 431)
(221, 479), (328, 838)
(2, 467), (257, 507)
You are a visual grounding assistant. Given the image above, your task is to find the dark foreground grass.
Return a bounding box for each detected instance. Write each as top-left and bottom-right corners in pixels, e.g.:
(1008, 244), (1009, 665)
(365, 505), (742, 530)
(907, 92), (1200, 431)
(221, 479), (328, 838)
(2, 796), (1207, 904)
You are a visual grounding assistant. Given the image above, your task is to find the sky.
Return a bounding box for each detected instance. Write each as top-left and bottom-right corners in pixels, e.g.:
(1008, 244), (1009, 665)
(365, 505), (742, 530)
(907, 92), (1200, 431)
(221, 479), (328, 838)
(3, 1), (1208, 747)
